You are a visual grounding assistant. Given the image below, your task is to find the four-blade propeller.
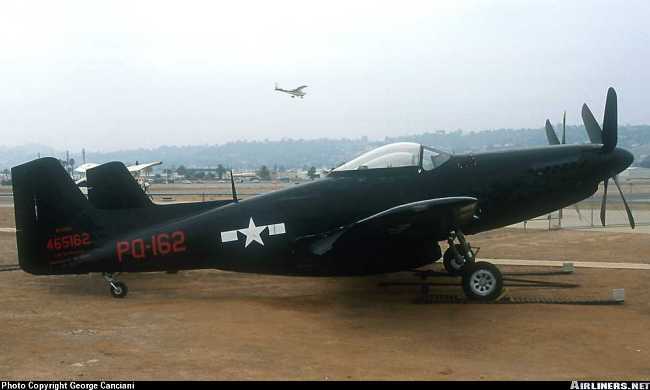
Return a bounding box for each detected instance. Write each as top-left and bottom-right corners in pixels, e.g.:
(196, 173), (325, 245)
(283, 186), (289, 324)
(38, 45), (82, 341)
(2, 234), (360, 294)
(545, 88), (634, 229)
(580, 88), (634, 228)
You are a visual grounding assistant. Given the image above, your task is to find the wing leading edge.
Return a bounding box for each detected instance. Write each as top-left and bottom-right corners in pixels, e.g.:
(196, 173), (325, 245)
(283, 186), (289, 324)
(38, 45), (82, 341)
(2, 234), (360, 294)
(306, 197), (478, 256)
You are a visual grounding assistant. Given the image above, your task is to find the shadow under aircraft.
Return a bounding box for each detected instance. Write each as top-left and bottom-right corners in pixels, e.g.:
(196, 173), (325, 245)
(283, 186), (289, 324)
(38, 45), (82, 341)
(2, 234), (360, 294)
(11, 88), (635, 301)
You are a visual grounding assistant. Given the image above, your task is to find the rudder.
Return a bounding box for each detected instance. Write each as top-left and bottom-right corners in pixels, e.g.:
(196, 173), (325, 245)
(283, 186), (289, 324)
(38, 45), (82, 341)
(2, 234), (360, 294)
(12, 158), (95, 274)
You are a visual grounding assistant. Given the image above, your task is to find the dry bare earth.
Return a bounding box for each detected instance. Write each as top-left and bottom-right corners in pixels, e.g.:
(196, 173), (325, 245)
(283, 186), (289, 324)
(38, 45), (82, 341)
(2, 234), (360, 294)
(1, 209), (650, 379)
(473, 228), (650, 264)
(0, 208), (16, 265)
(1, 267), (649, 380)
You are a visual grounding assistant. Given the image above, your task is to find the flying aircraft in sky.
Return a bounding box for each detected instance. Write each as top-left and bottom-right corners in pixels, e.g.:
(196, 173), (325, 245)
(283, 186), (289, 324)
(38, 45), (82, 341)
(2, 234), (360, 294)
(274, 83), (307, 98)
(11, 88), (634, 301)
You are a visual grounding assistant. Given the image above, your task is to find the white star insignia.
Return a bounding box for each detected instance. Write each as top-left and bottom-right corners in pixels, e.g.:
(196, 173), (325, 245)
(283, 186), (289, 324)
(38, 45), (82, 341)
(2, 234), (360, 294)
(238, 217), (267, 247)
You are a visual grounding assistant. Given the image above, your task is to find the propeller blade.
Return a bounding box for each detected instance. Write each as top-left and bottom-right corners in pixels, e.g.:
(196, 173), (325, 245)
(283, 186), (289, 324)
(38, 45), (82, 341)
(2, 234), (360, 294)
(602, 87), (617, 153)
(581, 104), (603, 144)
(562, 111), (566, 144)
(545, 120), (560, 145)
(600, 178), (608, 226)
(613, 175), (635, 229)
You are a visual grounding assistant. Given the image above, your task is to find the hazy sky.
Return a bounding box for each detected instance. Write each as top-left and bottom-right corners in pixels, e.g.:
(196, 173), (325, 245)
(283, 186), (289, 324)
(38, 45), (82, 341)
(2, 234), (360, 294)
(1, 0), (649, 151)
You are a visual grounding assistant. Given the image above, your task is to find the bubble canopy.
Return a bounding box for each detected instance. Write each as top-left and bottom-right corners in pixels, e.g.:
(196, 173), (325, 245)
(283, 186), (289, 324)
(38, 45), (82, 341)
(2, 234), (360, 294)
(333, 142), (452, 172)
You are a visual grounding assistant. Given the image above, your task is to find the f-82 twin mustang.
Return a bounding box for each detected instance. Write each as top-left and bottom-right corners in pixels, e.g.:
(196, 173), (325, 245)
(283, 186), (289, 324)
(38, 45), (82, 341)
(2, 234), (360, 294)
(12, 88), (634, 301)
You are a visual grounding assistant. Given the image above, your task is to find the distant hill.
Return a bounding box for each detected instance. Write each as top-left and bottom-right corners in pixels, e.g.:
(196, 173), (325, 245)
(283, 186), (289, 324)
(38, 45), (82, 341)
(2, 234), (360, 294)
(1, 125), (649, 171)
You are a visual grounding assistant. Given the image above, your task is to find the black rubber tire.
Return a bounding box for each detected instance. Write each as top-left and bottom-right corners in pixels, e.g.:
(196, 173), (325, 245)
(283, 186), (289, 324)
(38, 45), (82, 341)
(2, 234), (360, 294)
(443, 244), (472, 275)
(462, 261), (503, 302)
(110, 281), (128, 298)
(443, 255), (464, 275)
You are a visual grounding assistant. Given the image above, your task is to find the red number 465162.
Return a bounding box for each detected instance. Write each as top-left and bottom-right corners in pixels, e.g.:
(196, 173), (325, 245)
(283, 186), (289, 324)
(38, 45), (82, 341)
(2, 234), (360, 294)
(46, 233), (91, 251)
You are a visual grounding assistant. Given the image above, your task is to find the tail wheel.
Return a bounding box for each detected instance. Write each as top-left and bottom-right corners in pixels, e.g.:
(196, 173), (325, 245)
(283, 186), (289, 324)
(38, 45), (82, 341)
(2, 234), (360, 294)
(110, 281), (128, 298)
(443, 244), (473, 275)
(462, 262), (503, 301)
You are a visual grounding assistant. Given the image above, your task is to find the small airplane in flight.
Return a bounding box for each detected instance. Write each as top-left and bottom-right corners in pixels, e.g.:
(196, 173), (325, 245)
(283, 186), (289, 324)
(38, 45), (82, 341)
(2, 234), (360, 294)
(275, 83), (307, 98)
(11, 88), (634, 302)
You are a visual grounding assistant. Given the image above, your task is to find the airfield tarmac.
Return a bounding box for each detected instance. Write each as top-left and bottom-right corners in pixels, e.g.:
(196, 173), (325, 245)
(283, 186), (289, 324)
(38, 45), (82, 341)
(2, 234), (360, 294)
(1, 204), (650, 380)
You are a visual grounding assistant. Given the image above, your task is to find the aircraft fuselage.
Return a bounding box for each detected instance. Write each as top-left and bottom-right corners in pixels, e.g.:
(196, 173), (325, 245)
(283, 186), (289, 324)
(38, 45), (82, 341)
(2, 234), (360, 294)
(20, 143), (632, 277)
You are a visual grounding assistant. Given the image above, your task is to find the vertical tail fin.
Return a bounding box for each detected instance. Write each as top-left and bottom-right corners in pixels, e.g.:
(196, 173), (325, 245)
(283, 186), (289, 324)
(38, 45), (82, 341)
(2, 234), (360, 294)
(86, 162), (154, 209)
(12, 158), (95, 274)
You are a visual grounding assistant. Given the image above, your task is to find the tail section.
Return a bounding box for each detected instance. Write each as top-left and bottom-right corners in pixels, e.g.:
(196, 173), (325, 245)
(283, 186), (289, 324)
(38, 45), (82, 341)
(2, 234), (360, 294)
(87, 162), (154, 209)
(12, 158), (95, 274)
(85, 162), (236, 216)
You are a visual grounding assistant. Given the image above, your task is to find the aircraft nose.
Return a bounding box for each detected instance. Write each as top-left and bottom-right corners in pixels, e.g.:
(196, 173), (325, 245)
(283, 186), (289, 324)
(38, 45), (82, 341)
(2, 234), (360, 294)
(610, 147), (634, 175)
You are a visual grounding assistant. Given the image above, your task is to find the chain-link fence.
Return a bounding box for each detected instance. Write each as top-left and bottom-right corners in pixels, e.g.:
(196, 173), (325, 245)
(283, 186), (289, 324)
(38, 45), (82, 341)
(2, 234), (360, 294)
(518, 180), (650, 231)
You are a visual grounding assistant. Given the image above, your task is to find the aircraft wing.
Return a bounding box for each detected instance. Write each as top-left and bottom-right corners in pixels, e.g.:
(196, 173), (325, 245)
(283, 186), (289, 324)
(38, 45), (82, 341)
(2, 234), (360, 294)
(295, 85), (308, 91)
(74, 163), (100, 174)
(305, 197), (478, 256)
(127, 161), (162, 173)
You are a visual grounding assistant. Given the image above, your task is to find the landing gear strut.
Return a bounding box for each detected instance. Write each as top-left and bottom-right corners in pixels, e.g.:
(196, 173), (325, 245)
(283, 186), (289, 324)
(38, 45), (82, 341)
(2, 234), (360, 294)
(103, 273), (128, 298)
(443, 229), (476, 275)
(442, 228), (503, 301)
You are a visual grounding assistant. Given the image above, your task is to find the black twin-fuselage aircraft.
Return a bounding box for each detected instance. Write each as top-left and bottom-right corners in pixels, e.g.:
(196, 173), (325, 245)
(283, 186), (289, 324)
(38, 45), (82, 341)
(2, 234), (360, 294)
(12, 88), (635, 301)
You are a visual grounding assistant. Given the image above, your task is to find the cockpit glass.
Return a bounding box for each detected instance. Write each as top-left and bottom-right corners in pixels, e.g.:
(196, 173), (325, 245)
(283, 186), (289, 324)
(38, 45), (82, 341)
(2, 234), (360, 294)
(334, 143), (421, 171)
(333, 142), (451, 172)
(421, 147), (452, 171)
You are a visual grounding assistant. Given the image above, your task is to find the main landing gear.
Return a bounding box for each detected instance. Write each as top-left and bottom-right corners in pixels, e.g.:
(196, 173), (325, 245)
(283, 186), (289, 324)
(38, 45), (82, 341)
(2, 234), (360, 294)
(103, 273), (128, 298)
(443, 229), (475, 275)
(444, 228), (504, 301)
(462, 261), (503, 301)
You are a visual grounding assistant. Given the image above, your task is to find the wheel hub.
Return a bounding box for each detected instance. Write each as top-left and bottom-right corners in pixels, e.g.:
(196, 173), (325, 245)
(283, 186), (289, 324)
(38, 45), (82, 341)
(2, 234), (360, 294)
(470, 269), (495, 296)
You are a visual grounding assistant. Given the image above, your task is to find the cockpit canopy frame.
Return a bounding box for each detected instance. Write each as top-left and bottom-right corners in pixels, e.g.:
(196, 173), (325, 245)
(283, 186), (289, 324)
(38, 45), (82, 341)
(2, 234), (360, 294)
(332, 142), (452, 173)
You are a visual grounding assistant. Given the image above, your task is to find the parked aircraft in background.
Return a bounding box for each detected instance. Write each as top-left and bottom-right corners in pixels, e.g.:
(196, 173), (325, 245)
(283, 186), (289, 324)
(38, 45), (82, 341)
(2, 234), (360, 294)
(75, 161), (162, 192)
(231, 171), (260, 182)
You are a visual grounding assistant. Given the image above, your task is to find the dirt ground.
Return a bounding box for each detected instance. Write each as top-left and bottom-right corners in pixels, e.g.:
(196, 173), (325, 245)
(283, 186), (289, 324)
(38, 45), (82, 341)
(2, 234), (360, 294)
(1, 208), (650, 380)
